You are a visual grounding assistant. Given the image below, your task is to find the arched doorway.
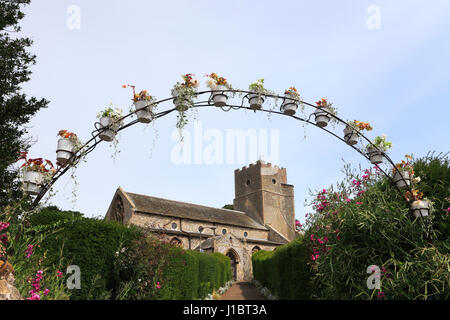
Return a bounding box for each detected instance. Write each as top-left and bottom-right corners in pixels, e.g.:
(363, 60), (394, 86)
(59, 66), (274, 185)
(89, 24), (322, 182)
(226, 250), (238, 281)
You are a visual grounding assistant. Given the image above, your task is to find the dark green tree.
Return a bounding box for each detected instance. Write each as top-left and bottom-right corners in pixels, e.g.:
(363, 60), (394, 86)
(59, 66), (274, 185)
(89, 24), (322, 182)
(0, 0), (48, 208)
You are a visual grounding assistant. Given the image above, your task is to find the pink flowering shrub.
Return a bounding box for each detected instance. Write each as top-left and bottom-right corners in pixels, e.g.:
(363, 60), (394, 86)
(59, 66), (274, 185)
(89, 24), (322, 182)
(303, 156), (449, 300)
(1, 203), (69, 300)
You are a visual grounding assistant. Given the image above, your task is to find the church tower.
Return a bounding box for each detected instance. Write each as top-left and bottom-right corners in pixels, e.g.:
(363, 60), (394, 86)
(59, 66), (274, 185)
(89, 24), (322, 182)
(233, 160), (296, 242)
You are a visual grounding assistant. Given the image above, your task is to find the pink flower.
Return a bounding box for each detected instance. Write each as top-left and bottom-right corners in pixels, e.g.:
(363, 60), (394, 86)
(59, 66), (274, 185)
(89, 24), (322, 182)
(25, 244), (34, 258)
(311, 254), (320, 261)
(377, 291), (385, 299)
(0, 222), (10, 231)
(156, 282), (161, 289)
(57, 270), (63, 278)
(310, 234), (315, 241)
(345, 198), (351, 203)
(323, 236), (329, 243)
(444, 208), (450, 215)
(43, 289), (50, 296)
(356, 202), (363, 205)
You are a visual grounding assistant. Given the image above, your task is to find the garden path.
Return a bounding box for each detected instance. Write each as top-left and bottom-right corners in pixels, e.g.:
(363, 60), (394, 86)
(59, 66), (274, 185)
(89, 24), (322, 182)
(219, 281), (265, 300)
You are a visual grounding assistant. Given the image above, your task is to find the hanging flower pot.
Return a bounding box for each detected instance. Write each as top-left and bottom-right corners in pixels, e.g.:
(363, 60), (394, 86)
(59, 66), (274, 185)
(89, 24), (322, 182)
(393, 170), (410, 189)
(248, 93), (264, 110)
(281, 94), (298, 115)
(411, 199), (429, 218)
(96, 106), (123, 142)
(23, 170), (44, 195)
(134, 100), (153, 123)
(281, 87), (301, 116)
(314, 108), (330, 128)
(367, 146), (383, 164)
(343, 125), (359, 145)
(211, 85), (228, 107)
(99, 116), (117, 142)
(56, 138), (75, 166)
(171, 87), (190, 112)
(206, 73), (232, 107)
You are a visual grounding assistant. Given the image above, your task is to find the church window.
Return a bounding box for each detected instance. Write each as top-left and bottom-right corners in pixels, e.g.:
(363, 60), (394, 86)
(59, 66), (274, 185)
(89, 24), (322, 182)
(244, 231), (248, 238)
(222, 228), (227, 235)
(246, 179), (251, 186)
(171, 222), (177, 230)
(252, 246), (261, 254)
(272, 179), (276, 184)
(198, 226), (204, 233)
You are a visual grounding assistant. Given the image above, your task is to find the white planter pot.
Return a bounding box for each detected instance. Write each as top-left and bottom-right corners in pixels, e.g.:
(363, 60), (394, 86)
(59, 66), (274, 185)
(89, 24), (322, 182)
(172, 88), (190, 112)
(99, 116), (116, 142)
(343, 126), (359, 145)
(248, 93), (264, 110)
(314, 108), (330, 127)
(211, 85), (228, 107)
(411, 200), (429, 218)
(281, 94), (298, 115)
(56, 138), (75, 166)
(23, 170), (44, 195)
(367, 146), (383, 164)
(134, 100), (153, 123)
(393, 170), (410, 189)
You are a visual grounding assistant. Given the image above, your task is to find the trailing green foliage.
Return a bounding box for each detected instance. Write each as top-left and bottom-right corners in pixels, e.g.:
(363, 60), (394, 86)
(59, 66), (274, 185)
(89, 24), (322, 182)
(252, 236), (313, 299)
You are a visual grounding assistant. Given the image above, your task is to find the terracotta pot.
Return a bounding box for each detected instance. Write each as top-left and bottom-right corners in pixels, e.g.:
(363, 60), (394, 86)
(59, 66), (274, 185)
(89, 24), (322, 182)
(367, 146), (383, 164)
(23, 170), (44, 195)
(281, 93), (298, 115)
(411, 200), (429, 218)
(248, 93), (264, 110)
(134, 100), (153, 123)
(211, 85), (228, 107)
(343, 125), (359, 145)
(393, 170), (410, 189)
(314, 108), (330, 127)
(56, 138), (75, 166)
(99, 116), (116, 142)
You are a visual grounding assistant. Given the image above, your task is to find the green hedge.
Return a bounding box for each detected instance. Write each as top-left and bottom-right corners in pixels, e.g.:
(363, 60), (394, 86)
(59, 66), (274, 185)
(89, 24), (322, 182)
(252, 236), (313, 299)
(29, 207), (143, 300)
(153, 249), (231, 300)
(29, 207), (232, 300)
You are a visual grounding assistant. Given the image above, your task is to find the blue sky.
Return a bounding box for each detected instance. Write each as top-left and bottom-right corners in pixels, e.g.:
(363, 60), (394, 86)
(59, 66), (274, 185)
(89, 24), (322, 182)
(18, 0), (450, 222)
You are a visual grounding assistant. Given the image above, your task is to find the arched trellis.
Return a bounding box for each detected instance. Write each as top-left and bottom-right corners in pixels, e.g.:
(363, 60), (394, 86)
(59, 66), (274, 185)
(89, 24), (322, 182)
(28, 88), (425, 221)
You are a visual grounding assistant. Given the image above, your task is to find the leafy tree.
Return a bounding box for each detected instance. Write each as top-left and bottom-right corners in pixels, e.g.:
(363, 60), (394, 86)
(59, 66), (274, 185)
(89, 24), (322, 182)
(0, 0), (49, 208)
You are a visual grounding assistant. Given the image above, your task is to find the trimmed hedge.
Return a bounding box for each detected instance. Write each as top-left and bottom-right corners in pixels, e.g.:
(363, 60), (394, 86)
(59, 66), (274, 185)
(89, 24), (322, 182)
(252, 236), (313, 299)
(29, 207), (143, 300)
(30, 206), (232, 300)
(144, 248), (231, 300)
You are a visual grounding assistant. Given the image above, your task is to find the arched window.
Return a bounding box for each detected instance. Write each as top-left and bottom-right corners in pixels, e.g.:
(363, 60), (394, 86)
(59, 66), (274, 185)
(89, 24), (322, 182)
(252, 246), (261, 254)
(170, 237), (182, 247)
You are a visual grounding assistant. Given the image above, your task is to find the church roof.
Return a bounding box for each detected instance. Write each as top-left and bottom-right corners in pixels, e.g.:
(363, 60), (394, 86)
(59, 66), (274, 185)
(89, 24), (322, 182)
(122, 190), (268, 231)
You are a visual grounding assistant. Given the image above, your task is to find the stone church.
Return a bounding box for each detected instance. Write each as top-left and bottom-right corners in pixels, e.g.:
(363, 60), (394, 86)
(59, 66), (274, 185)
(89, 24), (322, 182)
(105, 160), (296, 281)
